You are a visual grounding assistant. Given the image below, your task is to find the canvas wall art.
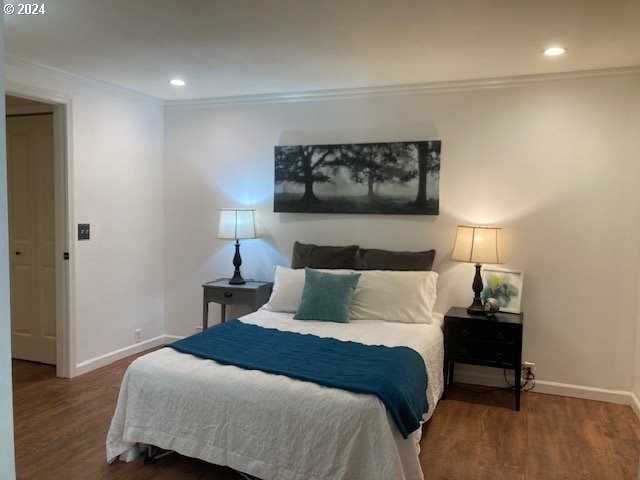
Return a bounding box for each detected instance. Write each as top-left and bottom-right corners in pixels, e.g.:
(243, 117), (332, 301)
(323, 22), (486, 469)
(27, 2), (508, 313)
(274, 141), (441, 214)
(481, 268), (524, 314)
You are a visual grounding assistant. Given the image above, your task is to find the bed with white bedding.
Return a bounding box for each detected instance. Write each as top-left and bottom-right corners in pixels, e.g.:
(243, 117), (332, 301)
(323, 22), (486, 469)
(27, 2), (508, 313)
(107, 263), (444, 480)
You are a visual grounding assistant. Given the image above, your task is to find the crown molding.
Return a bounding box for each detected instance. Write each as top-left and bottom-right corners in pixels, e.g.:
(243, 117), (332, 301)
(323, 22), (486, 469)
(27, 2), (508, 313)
(5, 55), (163, 105)
(5, 55), (639, 108)
(166, 66), (640, 108)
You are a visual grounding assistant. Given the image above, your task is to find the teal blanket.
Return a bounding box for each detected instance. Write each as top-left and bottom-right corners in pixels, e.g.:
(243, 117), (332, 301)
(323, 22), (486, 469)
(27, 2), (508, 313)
(168, 320), (428, 438)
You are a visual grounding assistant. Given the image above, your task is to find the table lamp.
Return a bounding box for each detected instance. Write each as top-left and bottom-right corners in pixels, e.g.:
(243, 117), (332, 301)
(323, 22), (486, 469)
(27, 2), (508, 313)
(217, 208), (257, 285)
(451, 225), (503, 315)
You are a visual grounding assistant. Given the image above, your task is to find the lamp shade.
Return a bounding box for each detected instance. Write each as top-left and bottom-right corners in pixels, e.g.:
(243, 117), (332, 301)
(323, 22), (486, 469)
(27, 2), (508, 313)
(451, 225), (502, 264)
(217, 208), (257, 240)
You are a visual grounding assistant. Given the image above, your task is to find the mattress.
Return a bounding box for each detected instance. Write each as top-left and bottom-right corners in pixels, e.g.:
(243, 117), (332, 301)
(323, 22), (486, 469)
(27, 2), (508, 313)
(106, 309), (444, 480)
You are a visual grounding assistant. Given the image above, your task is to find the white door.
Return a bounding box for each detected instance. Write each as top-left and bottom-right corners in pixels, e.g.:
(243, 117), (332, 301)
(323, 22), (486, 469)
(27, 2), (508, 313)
(7, 114), (56, 364)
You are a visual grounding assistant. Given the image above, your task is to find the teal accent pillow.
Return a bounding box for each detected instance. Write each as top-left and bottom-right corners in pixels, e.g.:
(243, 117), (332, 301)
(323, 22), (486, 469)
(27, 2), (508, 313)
(294, 268), (361, 323)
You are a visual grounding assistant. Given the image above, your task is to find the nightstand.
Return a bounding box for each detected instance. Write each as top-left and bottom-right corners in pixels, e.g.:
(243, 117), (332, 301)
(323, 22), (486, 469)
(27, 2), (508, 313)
(443, 306), (524, 411)
(202, 279), (273, 330)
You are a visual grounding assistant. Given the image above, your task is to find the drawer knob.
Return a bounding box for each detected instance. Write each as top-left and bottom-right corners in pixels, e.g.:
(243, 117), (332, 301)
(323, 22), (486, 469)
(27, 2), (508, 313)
(459, 348), (468, 357)
(224, 292), (233, 298)
(461, 329), (469, 337)
(496, 352), (503, 361)
(496, 332), (504, 340)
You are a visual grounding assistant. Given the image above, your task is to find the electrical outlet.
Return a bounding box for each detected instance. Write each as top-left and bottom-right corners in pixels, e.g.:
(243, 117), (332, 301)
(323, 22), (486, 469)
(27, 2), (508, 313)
(523, 361), (535, 379)
(134, 328), (142, 344)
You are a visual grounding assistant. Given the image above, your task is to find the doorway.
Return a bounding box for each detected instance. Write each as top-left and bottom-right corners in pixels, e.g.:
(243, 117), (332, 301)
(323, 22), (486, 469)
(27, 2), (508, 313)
(6, 106), (56, 364)
(5, 93), (71, 377)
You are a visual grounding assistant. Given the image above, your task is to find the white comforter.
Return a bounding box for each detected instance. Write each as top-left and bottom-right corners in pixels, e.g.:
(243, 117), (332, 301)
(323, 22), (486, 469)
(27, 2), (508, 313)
(106, 310), (444, 480)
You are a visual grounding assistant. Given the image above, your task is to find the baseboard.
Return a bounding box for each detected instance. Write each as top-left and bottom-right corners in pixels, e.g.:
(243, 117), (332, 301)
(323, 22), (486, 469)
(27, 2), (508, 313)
(453, 368), (633, 406)
(532, 380), (631, 405)
(631, 393), (640, 420)
(74, 335), (172, 376)
(164, 334), (184, 341)
(73, 338), (640, 414)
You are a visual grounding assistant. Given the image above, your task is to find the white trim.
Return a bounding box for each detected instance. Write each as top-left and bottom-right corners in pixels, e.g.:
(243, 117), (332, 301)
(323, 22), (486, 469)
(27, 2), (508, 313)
(165, 66), (640, 108)
(631, 393), (640, 420)
(7, 54), (639, 108)
(532, 380), (631, 405)
(70, 338), (640, 409)
(74, 335), (171, 376)
(5, 56), (162, 105)
(453, 369), (633, 405)
(5, 84), (75, 378)
(5, 81), (73, 107)
(52, 103), (72, 378)
(164, 334), (185, 341)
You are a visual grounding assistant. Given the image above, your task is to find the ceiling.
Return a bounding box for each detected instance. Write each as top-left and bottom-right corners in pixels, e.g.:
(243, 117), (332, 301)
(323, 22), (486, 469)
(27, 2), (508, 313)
(4, 0), (640, 101)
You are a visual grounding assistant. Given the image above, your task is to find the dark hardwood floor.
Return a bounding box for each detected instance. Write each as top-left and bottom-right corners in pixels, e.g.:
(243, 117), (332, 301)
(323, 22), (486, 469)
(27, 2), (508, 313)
(12, 354), (640, 480)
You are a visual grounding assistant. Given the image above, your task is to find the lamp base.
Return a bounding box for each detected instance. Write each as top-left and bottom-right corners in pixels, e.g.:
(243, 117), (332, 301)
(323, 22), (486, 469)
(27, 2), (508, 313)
(228, 273), (246, 285)
(467, 263), (485, 316)
(228, 239), (246, 285)
(466, 301), (485, 316)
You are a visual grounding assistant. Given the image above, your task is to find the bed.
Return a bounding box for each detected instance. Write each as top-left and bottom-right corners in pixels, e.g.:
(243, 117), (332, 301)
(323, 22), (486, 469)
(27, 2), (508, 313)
(106, 244), (444, 480)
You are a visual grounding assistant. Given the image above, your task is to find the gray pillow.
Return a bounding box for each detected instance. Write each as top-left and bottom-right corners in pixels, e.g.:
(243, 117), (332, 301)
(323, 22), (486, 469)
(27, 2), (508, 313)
(291, 241), (359, 269)
(358, 248), (436, 271)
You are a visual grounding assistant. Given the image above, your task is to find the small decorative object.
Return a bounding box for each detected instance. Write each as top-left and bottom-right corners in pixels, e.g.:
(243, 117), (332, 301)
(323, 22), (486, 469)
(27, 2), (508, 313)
(483, 298), (500, 316)
(217, 208), (257, 285)
(481, 268), (523, 314)
(450, 225), (503, 315)
(274, 141), (441, 215)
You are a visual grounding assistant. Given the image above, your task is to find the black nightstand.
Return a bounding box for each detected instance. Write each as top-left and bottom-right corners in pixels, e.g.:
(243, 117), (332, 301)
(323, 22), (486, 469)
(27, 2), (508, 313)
(202, 279), (273, 330)
(443, 306), (524, 411)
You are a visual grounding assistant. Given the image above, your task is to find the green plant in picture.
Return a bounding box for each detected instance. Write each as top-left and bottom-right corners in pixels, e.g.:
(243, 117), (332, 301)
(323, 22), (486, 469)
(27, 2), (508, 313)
(482, 272), (519, 308)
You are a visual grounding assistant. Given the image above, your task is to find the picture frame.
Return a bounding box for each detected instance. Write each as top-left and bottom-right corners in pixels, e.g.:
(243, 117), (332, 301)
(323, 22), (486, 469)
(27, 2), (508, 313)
(274, 141), (441, 215)
(481, 268), (524, 314)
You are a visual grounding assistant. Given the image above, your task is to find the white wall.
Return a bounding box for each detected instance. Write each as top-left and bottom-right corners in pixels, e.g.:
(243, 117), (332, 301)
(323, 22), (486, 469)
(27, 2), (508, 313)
(4, 59), (165, 371)
(165, 72), (640, 393)
(0, 17), (17, 480)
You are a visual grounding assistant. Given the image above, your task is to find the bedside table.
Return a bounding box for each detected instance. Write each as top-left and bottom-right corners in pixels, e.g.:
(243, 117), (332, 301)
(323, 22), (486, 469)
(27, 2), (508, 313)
(202, 279), (273, 330)
(443, 306), (524, 411)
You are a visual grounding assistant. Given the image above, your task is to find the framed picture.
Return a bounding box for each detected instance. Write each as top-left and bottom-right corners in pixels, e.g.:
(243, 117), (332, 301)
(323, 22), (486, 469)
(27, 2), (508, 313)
(274, 141), (441, 215)
(481, 268), (524, 314)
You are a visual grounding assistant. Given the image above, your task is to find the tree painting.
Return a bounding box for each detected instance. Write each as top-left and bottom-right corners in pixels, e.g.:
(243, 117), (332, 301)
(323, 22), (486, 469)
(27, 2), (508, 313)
(274, 145), (340, 207)
(345, 143), (418, 199)
(274, 141), (440, 215)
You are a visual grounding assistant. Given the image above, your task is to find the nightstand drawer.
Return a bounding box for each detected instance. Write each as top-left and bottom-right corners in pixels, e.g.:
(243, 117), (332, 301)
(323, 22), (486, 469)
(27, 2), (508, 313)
(450, 322), (515, 342)
(203, 279), (274, 329)
(449, 339), (515, 366)
(206, 288), (255, 305)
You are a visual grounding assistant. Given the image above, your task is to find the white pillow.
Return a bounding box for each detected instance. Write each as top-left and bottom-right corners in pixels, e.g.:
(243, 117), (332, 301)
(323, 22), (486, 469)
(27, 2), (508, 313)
(264, 266), (438, 324)
(349, 270), (438, 324)
(263, 266), (357, 313)
(263, 266), (306, 313)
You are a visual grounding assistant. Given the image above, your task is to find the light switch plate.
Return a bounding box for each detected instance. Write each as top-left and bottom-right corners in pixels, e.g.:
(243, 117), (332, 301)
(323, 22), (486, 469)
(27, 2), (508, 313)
(78, 223), (90, 240)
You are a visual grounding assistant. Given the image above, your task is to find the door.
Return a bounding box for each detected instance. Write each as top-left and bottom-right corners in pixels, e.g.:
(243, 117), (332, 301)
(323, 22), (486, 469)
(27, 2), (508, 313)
(7, 114), (56, 364)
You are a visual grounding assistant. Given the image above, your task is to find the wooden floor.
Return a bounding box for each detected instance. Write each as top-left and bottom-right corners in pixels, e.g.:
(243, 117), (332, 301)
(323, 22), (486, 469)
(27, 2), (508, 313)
(12, 354), (640, 480)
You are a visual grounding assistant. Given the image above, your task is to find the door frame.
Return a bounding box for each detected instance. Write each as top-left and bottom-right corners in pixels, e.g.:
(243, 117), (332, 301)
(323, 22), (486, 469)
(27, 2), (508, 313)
(5, 82), (75, 378)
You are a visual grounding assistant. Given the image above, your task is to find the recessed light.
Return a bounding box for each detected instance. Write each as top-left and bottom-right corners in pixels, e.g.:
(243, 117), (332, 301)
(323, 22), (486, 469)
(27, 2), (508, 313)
(543, 47), (566, 57)
(169, 78), (186, 87)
